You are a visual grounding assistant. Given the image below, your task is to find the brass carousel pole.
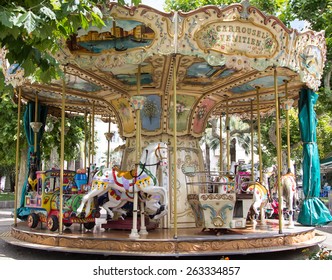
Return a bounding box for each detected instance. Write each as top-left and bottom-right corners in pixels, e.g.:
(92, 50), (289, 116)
(88, 113), (91, 167)
(278, 96), (283, 174)
(219, 114), (223, 172)
(34, 94), (38, 153)
(250, 100), (255, 181)
(14, 87), (22, 227)
(91, 101), (95, 165)
(173, 11), (179, 239)
(59, 76), (66, 234)
(285, 81), (292, 172)
(256, 88), (263, 183)
(173, 54), (178, 239)
(226, 97), (230, 172)
(83, 111), (87, 170)
(274, 68), (283, 234)
(106, 116), (111, 168)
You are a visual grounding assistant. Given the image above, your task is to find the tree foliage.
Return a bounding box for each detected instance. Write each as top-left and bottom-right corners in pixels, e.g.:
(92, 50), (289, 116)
(0, 0), (104, 84)
(164, 0), (293, 24)
(0, 1), (104, 183)
(41, 115), (86, 163)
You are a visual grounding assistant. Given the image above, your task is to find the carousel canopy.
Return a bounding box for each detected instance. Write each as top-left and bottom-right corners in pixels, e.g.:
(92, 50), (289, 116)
(17, 1), (326, 138)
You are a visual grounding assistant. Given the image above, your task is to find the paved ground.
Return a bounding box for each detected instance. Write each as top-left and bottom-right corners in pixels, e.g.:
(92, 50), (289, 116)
(1, 208), (331, 260)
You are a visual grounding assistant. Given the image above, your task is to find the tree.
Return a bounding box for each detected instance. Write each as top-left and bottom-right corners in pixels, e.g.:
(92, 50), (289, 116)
(164, 0), (293, 23)
(0, 1), (105, 187)
(0, 0), (104, 84)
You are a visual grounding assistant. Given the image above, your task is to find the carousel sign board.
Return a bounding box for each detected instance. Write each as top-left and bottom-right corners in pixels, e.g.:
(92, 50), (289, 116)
(195, 21), (278, 58)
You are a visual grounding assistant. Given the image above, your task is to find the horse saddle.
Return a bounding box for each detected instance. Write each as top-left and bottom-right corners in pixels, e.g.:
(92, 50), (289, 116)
(113, 166), (136, 180)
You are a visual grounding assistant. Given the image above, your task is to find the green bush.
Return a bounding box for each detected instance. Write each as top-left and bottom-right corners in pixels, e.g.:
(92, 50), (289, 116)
(0, 192), (15, 201)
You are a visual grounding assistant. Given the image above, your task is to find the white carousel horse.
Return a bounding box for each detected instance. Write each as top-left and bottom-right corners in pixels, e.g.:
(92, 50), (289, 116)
(264, 168), (297, 227)
(236, 171), (270, 224)
(246, 181), (270, 224)
(279, 172), (297, 228)
(76, 142), (168, 236)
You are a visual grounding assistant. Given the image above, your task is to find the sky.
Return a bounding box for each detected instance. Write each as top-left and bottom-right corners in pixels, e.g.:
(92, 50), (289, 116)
(141, 0), (165, 11)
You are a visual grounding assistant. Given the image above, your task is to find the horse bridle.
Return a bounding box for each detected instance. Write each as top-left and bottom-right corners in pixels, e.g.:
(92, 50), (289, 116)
(140, 143), (168, 167)
(131, 144), (168, 179)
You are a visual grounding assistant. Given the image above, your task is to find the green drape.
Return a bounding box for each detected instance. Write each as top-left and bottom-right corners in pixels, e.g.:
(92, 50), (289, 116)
(297, 88), (332, 226)
(17, 102), (48, 220)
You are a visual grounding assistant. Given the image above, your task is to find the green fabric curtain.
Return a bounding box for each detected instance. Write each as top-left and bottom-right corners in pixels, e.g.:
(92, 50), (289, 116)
(17, 101), (48, 220)
(297, 88), (332, 226)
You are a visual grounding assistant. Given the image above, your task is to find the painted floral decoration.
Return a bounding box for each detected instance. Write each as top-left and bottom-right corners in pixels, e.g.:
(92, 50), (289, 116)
(197, 105), (207, 120)
(176, 101), (186, 118)
(202, 27), (218, 48)
(142, 99), (159, 123)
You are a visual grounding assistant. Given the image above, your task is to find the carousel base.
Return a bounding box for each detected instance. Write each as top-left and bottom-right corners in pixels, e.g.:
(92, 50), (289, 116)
(6, 218), (326, 257)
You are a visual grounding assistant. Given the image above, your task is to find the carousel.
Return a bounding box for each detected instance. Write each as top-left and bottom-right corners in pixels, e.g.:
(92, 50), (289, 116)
(3, 1), (332, 257)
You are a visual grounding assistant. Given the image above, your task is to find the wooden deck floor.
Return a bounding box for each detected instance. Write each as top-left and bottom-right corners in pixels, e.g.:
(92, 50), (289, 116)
(6, 218), (325, 257)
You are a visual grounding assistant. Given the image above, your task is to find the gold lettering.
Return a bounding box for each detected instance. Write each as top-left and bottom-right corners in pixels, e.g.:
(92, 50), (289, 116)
(236, 26), (241, 33)
(256, 40), (261, 47)
(217, 25), (221, 32)
(251, 38), (256, 45)
(247, 28), (251, 35)
(229, 26), (234, 32)
(257, 31), (261, 38)
(241, 27), (246, 33)
(222, 25), (227, 32)
(242, 36), (247, 43)
(226, 35), (231, 42)
(252, 30), (256, 36)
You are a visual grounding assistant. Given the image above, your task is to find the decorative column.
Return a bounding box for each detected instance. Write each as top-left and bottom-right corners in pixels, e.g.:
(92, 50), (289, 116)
(129, 94), (146, 238)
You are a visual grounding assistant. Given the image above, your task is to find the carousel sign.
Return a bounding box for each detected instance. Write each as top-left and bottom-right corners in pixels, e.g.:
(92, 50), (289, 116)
(195, 21), (278, 58)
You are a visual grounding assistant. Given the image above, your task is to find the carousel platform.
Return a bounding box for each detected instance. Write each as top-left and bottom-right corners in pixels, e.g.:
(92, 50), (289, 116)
(4, 217), (326, 257)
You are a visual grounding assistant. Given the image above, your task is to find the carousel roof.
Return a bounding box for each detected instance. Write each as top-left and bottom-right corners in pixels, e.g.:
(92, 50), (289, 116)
(16, 1), (326, 138)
